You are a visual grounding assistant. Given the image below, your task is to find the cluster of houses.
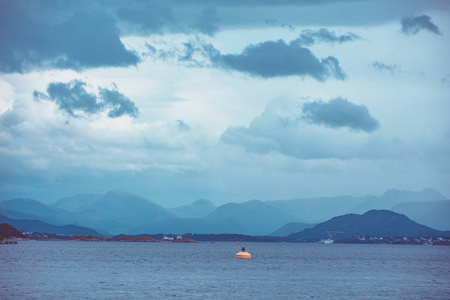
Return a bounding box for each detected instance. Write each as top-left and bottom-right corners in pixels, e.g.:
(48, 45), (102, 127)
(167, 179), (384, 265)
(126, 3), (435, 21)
(350, 236), (450, 245)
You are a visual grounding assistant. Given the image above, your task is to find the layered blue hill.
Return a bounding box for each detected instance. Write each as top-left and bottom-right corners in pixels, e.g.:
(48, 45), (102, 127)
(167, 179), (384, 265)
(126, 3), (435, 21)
(0, 214), (102, 236)
(288, 210), (450, 242)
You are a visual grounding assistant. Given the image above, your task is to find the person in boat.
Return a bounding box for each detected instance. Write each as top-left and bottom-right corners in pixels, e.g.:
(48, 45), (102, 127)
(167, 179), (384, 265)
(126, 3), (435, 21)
(241, 246), (246, 252)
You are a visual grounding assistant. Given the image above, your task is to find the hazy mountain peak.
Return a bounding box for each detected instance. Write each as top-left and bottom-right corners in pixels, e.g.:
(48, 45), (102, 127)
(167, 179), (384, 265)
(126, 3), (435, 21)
(168, 199), (217, 219)
(54, 192), (105, 212)
(105, 190), (143, 198)
(204, 199), (299, 235)
(191, 199), (216, 209)
(243, 199), (264, 206)
(0, 197), (88, 227)
(392, 200), (450, 231)
(352, 188), (446, 214)
(1, 198), (54, 212)
(2, 198), (44, 205)
(382, 188), (445, 200)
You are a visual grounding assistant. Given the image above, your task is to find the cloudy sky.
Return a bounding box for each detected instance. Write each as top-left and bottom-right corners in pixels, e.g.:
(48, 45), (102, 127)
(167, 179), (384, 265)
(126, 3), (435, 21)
(1, 0), (449, 206)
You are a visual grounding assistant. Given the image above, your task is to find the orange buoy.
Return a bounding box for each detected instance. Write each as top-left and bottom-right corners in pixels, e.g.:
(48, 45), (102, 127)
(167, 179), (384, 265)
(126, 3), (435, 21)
(235, 251), (251, 259)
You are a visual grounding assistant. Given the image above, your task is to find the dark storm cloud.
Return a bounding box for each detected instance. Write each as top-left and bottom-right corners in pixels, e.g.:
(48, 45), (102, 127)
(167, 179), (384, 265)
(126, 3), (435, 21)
(294, 28), (361, 46)
(115, 0), (174, 35)
(51, 12), (140, 70)
(215, 40), (346, 80)
(98, 88), (139, 118)
(401, 15), (442, 36)
(192, 8), (220, 36)
(302, 97), (379, 132)
(34, 81), (102, 117)
(0, 1), (139, 73)
(34, 80), (138, 118)
(371, 61), (399, 75)
(170, 0), (360, 6)
(0, 0), (226, 73)
(1, 0), (440, 75)
(179, 40), (220, 64)
(265, 19), (295, 31)
(151, 38), (346, 81)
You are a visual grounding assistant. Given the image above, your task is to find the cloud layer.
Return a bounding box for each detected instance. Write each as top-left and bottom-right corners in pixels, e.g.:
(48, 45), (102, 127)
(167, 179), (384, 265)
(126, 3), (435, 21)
(221, 97), (380, 160)
(34, 80), (139, 118)
(401, 15), (442, 36)
(371, 61), (400, 75)
(1, 0), (449, 204)
(302, 98), (380, 132)
(0, 2), (140, 73)
(295, 28), (361, 46)
(152, 38), (347, 81)
(216, 40), (346, 80)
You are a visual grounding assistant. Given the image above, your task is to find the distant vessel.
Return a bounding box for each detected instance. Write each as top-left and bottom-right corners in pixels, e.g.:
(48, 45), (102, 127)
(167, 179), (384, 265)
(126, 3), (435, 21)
(319, 239), (334, 244)
(319, 227), (334, 244)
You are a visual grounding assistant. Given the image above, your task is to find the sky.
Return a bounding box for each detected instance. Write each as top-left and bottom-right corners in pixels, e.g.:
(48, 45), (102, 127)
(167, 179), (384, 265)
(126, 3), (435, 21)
(0, 0), (449, 206)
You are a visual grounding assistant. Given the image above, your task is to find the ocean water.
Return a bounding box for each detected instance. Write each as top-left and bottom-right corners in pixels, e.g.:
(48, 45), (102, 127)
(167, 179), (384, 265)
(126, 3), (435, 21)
(1, 241), (449, 299)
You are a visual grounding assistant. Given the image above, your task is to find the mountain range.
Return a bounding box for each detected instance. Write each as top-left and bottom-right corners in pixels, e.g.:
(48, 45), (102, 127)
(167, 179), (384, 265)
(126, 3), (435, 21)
(0, 188), (448, 236)
(167, 199), (216, 218)
(0, 214), (102, 237)
(391, 200), (450, 231)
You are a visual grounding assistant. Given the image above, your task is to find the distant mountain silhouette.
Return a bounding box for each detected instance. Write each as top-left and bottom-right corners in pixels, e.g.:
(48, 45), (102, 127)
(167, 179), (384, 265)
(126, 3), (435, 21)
(2, 188), (447, 236)
(265, 188), (447, 224)
(0, 192), (175, 235)
(288, 210), (449, 241)
(203, 200), (300, 235)
(54, 192), (105, 212)
(265, 195), (366, 223)
(0, 214), (102, 236)
(351, 188), (446, 213)
(269, 222), (315, 237)
(168, 199), (216, 218)
(63, 191), (174, 234)
(0, 198), (88, 227)
(0, 208), (42, 222)
(392, 200), (450, 231)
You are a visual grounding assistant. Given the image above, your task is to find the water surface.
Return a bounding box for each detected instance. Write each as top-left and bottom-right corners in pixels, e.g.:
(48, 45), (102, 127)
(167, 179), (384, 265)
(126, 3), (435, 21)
(1, 241), (449, 299)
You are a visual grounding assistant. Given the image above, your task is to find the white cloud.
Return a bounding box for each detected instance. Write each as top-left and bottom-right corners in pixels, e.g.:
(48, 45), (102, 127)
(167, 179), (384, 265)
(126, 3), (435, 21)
(0, 79), (14, 114)
(1, 1), (449, 204)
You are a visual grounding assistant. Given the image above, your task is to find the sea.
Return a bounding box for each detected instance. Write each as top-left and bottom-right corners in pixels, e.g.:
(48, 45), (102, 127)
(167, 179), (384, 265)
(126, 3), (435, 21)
(1, 241), (449, 299)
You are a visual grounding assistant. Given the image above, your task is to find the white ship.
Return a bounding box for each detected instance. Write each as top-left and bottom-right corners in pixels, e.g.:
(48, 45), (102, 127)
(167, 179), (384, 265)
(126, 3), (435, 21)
(319, 238), (334, 244)
(319, 227), (334, 244)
